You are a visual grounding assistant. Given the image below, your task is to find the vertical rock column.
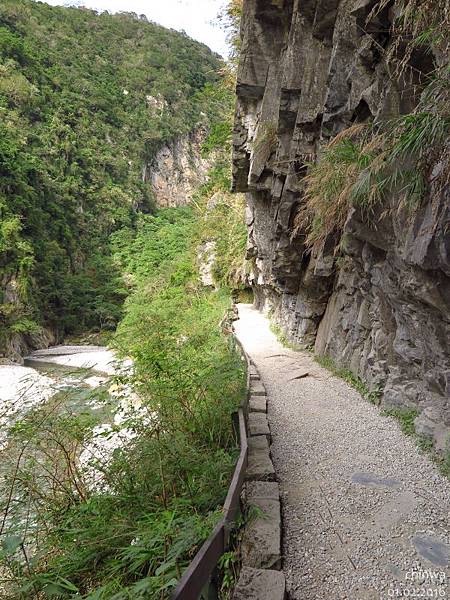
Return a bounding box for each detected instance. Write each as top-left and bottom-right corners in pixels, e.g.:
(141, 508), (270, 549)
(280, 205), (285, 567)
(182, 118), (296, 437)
(232, 0), (450, 447)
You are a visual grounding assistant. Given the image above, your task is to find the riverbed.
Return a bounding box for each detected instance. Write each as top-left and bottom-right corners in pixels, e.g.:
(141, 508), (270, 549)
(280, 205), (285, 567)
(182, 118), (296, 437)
(0, 345), (120, 448)
(0, 345), (143, 562)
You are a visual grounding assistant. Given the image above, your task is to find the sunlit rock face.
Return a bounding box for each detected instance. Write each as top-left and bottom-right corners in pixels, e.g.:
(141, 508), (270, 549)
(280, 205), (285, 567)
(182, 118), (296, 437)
(198, 240), (217, 288)
(143, 128), (214, 207)
(232, 0), (450, 448)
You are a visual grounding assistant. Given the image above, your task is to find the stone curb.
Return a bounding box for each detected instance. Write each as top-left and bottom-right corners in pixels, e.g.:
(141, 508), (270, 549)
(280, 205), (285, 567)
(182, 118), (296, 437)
(241, 483), (282, 570)
(250, 381), (267, 396)
(232, 567), (286, 600)
(249, 395), (267, 413)
(246, 436), (275, 481)
(233, 361), (285, 598)
(248, 412), (271, 439)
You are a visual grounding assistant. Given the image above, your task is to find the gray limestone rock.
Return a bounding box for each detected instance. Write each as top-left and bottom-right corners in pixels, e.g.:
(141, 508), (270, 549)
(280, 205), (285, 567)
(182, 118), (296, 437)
(144, 128), (213, 207)
(232, 0), (450, 449)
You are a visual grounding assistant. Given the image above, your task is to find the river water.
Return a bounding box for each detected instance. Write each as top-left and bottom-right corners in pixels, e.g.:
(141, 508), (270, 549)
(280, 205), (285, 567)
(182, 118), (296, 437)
(0, 345), (143, 586)
(0, 346), (118, 451)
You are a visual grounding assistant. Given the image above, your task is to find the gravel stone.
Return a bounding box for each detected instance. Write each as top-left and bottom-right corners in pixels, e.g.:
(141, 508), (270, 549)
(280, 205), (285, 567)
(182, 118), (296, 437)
(235, 304), (450, 600)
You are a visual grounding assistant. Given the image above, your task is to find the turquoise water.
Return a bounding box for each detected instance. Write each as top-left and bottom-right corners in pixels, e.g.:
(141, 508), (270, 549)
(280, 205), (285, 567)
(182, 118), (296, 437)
(23, 359), (114, 417)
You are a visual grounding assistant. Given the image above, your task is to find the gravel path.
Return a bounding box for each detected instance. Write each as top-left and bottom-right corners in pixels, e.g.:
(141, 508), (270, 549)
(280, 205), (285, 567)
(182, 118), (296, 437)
(234, 304), (450, 600)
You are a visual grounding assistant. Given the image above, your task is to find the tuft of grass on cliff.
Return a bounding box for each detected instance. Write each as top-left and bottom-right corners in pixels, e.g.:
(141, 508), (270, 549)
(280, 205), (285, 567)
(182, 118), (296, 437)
(296, 0), (450, 249)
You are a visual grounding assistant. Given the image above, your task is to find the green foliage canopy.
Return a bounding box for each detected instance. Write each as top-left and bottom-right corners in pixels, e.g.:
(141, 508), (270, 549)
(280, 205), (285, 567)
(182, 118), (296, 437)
(0, 0), (221, 350)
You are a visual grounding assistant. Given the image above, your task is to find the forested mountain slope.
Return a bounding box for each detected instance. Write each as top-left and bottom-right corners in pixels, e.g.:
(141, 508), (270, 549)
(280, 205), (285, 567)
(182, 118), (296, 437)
(0, 2), (250, 598)
(0, 0), (222, 357)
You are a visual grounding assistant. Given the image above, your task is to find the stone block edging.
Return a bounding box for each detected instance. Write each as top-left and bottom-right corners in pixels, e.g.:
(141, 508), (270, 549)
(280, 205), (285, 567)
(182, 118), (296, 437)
(233, 361), (286, 599)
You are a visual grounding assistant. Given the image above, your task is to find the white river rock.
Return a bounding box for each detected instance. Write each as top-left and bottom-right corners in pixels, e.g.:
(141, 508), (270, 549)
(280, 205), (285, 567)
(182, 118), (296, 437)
(25, 345), (121, 375)
(0, 365), (54, 450)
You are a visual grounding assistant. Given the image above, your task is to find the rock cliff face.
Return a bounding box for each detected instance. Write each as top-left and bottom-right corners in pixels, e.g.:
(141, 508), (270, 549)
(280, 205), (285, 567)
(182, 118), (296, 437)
(144, 129), (213, 207)
(0, 274), (56, 364)
(232, 0), (450, 448)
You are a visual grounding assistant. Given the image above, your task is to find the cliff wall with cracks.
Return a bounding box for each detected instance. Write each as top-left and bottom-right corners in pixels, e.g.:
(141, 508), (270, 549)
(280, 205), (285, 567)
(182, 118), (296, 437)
(232, 0), (450, 449)
(143, 128), (213, 207)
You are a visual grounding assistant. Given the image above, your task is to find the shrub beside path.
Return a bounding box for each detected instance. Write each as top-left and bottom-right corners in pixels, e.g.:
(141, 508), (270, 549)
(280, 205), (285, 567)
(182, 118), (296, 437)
(234, 304), (450, 600)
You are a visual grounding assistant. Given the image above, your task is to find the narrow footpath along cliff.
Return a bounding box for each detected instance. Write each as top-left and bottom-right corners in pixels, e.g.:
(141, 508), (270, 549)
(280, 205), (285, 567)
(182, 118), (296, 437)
(235, 304), (450, 600)
(232, 0), (450, 450)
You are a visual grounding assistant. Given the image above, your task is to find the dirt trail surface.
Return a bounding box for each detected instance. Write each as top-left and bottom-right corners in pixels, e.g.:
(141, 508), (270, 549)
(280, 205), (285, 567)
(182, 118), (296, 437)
(234, 304), (450, 600)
